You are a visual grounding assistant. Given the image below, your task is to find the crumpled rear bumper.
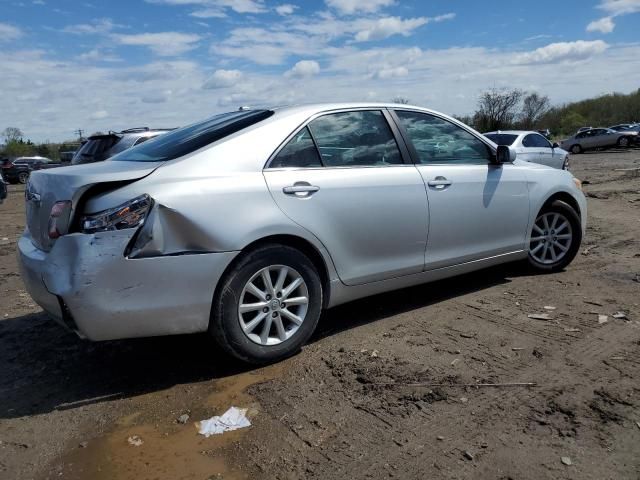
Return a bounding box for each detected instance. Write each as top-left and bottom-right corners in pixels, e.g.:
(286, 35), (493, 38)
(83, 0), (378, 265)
(18, 229), (238, 341)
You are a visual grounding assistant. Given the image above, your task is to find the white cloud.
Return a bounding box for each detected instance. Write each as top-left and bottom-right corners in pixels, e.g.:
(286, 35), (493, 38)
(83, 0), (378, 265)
(587, 16), (615, 33)
(513, 40), (608, 65)
(77, 48), (121, 62)
(354, 15), (454, 42)
(587, 0), (640, 34)
(275, 3), (297, 15)
(4, 39), (640, 143)
(190, 8), (227, 18)
(0, 23), (23, 42)
(285, 60), (320, 78)
(203, 69), (243, 88)
(375, 66), (408, 79)
(112, 32), (202, 56)
(90, 110), (109, 120)
(597, 0), (640, 15)
(146, 0), (266, 15)
(325, 0), (394, 15)
(62, 18), (119, 35)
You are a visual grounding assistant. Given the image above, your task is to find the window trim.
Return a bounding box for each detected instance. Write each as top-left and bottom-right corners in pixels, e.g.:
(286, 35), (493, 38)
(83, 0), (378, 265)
(387, 108), (501, 166)
(264, 107), (413, 170)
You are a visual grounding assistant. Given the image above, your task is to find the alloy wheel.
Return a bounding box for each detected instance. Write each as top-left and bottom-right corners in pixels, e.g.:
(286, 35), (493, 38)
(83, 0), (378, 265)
(529, 212), (573, 265)
(238, 265), (309, 346)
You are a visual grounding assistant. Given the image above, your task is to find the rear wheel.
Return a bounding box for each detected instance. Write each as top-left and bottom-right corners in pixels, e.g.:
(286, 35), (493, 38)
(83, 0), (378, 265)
(570, 144), (582, 154)
(528, 200), (581, 273)
(210, 244), (322, 364)
(18, 172), (29, 184)
(617, 136), (630, 148)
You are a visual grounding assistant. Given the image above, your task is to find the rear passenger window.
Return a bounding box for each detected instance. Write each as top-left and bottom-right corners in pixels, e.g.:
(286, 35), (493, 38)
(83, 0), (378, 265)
(395, 111), (491, 164)
(523, 134), (550, 148)
(271, 127), (322, 168)
(308, 111), (402, 167)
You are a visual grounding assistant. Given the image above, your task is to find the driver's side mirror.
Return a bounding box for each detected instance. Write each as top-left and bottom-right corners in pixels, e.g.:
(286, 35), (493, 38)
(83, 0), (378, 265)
(495, 145), (516, 164)
(552, 142), (560, 149)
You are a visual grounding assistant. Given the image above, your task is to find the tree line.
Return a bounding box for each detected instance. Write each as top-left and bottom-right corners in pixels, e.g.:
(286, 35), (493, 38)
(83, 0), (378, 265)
(1, 127), (80, 161)
(456, 87), (640, 138)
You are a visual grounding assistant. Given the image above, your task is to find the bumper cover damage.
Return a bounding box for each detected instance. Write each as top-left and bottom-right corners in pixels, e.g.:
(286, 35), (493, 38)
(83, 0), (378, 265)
(18, 229), (237, 341)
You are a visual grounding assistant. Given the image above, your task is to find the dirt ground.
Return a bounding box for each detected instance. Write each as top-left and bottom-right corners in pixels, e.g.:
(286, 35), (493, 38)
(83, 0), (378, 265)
(1, 150), (639, 480)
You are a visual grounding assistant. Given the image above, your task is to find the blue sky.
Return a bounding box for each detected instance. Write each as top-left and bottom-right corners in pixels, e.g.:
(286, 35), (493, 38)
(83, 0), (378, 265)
(1, 0), (640, 141)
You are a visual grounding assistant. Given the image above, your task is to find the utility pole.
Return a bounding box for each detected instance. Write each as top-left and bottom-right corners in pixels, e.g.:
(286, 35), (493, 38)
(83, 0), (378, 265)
(74, 129), (84, 141)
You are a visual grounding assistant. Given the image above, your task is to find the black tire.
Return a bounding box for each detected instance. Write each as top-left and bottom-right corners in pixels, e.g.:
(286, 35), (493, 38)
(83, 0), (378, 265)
(527, 200), (582, 273)
(18, 172), (29, 184)
(570, 144), (582, 154)
(617, 136), (630, 148)
(209, 244), (322, 364)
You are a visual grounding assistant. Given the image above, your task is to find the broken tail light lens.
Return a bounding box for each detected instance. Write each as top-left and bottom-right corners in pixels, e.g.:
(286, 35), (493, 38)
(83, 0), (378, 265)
(48, 201), (72, 239)
(81, 194), (152, 234)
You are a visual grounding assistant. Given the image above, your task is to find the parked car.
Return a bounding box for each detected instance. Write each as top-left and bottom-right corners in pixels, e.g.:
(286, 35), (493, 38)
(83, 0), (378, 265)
(0, 175), (6, 204)
(608, 123), (638, 132)
(537, 129), (551, 139)
(560, 128), (637, 154)
(19, 103), (586, 364)
(2, 156), (61, 184)
(72, 127), (173, 165)
(484, 130), (569, 170)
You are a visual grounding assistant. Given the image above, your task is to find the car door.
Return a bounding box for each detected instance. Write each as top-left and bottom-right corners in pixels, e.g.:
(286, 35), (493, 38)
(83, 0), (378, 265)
(521, 133), (551, 166)
(264, 109), (429, 286)
(392, 110), (530, 270)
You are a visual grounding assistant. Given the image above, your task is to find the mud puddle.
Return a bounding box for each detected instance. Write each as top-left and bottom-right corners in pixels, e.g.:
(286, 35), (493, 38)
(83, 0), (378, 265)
(41, 364), (283, 480)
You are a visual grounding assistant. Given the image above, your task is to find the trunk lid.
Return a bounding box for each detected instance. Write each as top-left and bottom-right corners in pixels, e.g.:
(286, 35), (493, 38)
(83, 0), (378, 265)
(26, 160), (162, 251)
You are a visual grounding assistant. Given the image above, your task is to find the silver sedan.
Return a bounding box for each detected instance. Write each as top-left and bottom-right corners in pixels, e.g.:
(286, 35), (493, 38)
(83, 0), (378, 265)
(561, 128), (637, 153)
(19, 103), (587, 364)
(484, 130), (569, 170)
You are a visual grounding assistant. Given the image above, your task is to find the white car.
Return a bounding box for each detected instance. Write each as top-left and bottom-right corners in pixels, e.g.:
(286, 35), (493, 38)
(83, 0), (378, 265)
(485, 130), (569, 170)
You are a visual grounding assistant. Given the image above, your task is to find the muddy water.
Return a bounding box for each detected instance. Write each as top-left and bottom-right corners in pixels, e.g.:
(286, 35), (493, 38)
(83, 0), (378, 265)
(44, 365), (282, 480)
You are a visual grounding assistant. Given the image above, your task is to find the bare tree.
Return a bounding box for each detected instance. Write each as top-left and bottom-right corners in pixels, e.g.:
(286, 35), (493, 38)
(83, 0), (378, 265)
(2, 127), (23, 142)
(391, 97), (411, 104)
(473, 88), (523, 132)
(520, 93), (550, 129)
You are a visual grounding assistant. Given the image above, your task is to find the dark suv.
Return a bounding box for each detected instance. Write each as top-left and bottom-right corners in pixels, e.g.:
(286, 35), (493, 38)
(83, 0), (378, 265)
(72, 127), (173, 165)
(1, 156), (61, 184)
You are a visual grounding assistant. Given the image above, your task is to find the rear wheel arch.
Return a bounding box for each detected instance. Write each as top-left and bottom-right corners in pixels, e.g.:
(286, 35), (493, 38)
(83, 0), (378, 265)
(211, 234), (332, 316)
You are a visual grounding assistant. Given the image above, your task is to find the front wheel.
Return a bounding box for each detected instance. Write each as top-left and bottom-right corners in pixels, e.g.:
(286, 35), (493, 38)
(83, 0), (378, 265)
(18, 172), (29, 184)
(528, 200), (582, 273)
(210, 244), (322, 364)
(570, 144), (582, 154)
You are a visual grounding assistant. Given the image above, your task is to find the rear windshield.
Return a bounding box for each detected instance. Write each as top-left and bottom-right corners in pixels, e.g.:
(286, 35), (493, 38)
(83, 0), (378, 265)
(72, 135), (122, 165)
(112, 110), (274, 162)
(485, 134), (518, 146)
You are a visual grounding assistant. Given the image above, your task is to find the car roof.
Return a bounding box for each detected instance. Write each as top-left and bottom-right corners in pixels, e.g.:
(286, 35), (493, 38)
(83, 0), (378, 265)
(484, 130), (533, 135)
(268, 102), (453, 120)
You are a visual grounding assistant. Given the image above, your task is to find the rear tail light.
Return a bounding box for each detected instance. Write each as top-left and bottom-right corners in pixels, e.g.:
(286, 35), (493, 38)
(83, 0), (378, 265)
(81, 195), (152, 234)
(48, 201), (72, 239)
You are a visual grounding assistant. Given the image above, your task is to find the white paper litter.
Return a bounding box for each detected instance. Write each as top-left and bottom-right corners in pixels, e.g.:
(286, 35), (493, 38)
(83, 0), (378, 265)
(198, 407), (251, 437)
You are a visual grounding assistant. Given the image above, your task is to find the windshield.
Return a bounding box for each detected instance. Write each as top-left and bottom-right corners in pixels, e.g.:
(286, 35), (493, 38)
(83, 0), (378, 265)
(112, 110), (274, 162)
(485, 133), (518, 146)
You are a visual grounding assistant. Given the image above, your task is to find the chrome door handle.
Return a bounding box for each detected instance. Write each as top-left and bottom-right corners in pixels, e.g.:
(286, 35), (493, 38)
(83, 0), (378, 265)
(283, 184), (320, 195)
(427, 177), (452, 188)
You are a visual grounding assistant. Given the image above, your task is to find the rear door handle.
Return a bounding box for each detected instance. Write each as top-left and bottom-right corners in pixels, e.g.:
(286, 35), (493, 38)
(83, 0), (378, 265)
(427, 177), (452, 188)
(283, 184), (320, 195)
